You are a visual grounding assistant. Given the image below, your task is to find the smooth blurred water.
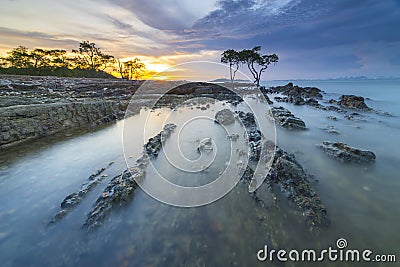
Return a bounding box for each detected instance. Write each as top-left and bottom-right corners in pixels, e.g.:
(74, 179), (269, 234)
(0, 79), (399, 266)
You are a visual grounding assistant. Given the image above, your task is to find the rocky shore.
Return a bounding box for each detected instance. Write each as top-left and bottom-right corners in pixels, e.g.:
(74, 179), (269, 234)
(0, 76), (247, 149)
(0, 75), (145, 149)
(2, 76), (384, 233)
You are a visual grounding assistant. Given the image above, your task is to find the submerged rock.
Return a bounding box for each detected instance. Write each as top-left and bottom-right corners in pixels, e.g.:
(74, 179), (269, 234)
(144, 123), (177, 158)
(197, 138), (213, 152)
(84, 167), (144, 230)
(49, 162), (114, 224)
(227, 134), (239, 141)
(259, 86), (274, 104)
(237, 111), (257, 130)
(326, 115), (338, 121)
(269, 107), (306, 130)
(317, 141), (376, 163)
(268, 82), (323, 99)
(248, 131), (263, 161)
(215, 109), (235, 125)
(241, 141), (329, 227)
(321, 125), (340, 134)
(61, 123), (176, 230)
(344, 112), (366, 122)
(338, 95), (372, 111)
(268, 143), (329, 226)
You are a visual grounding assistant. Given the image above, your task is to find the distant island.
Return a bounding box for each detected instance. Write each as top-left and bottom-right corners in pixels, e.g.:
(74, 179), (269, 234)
(209, 78), (251, 83)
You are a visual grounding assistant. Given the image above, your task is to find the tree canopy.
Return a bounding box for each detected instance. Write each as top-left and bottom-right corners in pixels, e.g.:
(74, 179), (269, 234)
(0, 41), (147, 79)
(221, 49), (241, 81)
(115, 58), (145, 80)
(72, 41), (114, 71)
(221, 46), (278, 86)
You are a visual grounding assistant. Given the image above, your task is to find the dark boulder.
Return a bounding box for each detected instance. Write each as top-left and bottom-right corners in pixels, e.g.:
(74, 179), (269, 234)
(339, 95), (371, 110)
(269, 107), (306, 130)
(269, 82), (324, 100)
(317, 141), (376, 163)
(215, 109), (235, 125)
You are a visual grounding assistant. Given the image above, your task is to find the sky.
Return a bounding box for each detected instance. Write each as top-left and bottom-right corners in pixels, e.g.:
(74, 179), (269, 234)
(1, 0), (400, 80)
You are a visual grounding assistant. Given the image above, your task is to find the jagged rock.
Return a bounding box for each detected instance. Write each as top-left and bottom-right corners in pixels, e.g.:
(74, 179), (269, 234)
(317, 141), (376, 163)
(338, 95), (371, 110)
(274, 96), (286, 102)
(259, 86), (274, 104)
(321, 125), (340, 134)
(326, 105), (342, 112)
(144, 123), (177, 158)
(326, 115), (338, 121)
(49, 162), (115, 224)
(345, 112), (366, 122)
(247, 130), (263, 161)
(84, 167), (144, 230)
(215, 109), (235, 125)
(197, 138), (213, 152)
(237, 111), (257, 129)
(269, 107), (306, 130)
(269, 143), (329, 226)
(227, 134), (239, 141)
(288, 95), (306, 105)
(241, 141), (329, 227)
(305, 98), (322, 108)
(268, 82), (324, 99)
(80, 124), (176, 230)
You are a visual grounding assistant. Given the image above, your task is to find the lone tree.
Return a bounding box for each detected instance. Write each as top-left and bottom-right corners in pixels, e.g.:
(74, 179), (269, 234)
(72, 41), (114, 71)
(221, 46), (278, 86)
(221, 49), (241, 82)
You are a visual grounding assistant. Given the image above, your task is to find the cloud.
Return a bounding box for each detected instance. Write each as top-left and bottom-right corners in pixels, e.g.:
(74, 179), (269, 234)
(1, 0), (399, 79)
(0, 27), (79, 51)
(174, 0), (400, 78)
(107, 0), (217, 30)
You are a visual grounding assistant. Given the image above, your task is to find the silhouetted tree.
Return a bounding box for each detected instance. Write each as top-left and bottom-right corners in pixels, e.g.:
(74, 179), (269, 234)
(116, 59), (127, 79)
(30, 49), (51, 69)
(221, 49), (241, 81)
(117, 58), (146, 80)
(47, 49), (69, 68)
(5, 46), (32, 68)
(239, 46), (278, 86)
(72, 41), (114, 71)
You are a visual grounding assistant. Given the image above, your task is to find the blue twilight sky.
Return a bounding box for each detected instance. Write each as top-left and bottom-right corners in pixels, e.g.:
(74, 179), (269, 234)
(0, 0), (399, 80)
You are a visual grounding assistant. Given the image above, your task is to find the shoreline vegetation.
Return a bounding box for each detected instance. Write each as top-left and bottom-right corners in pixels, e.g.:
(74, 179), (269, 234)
(0, 41), (145, 79)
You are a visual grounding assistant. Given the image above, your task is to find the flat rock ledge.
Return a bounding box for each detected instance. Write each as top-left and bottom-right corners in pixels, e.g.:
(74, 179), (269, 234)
(317, 141), (376, 163)
(269, 107), (306, 130)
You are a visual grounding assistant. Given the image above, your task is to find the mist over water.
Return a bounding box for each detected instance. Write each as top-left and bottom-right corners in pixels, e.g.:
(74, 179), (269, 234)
(0, 79), (399, 266)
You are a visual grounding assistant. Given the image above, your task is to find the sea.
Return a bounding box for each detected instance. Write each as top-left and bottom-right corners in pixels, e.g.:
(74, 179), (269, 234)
(0, 79), (399, 266)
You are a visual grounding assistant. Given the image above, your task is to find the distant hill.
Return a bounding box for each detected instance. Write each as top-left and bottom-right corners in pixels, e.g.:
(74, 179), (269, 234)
(209, 78), (251, 83)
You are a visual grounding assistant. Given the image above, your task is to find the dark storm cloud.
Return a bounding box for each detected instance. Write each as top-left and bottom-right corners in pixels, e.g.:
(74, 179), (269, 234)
(177, 0), (400, 78)
(187, 0), (400, 48)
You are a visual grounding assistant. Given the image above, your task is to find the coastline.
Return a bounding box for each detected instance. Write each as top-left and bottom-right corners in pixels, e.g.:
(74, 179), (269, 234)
(0, 75), (399, 266)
